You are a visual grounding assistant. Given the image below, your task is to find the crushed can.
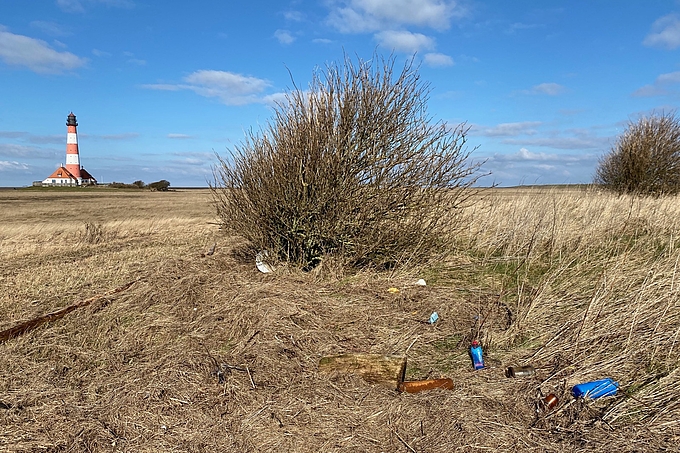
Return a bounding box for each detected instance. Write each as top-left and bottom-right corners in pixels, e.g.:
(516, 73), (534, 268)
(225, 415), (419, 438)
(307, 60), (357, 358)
(505, 365), (535, 378)
(571, 378), (618, 399)
(470, 340), (484, 370)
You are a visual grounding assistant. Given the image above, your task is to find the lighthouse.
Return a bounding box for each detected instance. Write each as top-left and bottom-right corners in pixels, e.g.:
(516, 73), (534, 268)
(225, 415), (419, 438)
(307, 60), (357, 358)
(42, 112), (97, 186)
(65, 112), (82, 180)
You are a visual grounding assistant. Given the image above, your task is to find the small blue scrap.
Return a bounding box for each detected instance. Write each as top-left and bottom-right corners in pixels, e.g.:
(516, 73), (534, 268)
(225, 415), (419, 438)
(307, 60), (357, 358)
(429, 312), (439, 324)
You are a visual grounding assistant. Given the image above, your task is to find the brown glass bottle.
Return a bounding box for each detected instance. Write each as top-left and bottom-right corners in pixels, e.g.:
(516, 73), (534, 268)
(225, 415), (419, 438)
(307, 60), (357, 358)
(542, 393), (559, 410)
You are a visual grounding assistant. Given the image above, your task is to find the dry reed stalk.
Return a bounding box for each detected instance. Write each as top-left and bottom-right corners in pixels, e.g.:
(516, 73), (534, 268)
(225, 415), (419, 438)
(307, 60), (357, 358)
(0, 280), (137, 343)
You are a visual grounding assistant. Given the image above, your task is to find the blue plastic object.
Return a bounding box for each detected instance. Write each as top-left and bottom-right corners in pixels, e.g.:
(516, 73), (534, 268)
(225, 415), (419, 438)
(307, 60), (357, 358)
(571, 378), (618, 399)
(429, 312), (439, 324)
(470, 340), (484, 370)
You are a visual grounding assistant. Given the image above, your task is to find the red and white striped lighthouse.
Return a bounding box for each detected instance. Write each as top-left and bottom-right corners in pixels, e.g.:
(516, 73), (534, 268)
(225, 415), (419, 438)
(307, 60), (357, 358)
(42, 113), (97, 186)
(65, 112), (82, 180)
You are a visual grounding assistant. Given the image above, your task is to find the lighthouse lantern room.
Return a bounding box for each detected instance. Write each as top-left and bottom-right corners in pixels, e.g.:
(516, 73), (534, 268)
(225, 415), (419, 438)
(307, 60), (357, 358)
(42, 113), (97, 186)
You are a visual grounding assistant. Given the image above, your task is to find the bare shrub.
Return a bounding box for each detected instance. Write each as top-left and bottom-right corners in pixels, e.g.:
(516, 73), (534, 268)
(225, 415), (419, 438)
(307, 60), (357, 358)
(595, 111), (680, 195)
(148, 180), (171, 191)
(211, 54), (482, 269)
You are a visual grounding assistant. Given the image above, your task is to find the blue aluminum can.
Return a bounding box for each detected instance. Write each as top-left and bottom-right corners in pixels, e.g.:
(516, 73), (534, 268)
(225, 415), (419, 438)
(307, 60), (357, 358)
(571, 378), (618, 399)
(470, 340), (484, 370)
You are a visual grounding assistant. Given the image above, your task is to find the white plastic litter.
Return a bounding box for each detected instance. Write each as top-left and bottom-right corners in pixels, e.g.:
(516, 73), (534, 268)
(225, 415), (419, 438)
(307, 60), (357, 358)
(256, 250), (275, 273)
(415, 278), (427, 286)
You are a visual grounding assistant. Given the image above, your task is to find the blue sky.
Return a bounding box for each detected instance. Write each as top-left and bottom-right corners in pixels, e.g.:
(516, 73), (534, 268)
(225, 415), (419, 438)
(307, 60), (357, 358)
(1, 1), (679, 187)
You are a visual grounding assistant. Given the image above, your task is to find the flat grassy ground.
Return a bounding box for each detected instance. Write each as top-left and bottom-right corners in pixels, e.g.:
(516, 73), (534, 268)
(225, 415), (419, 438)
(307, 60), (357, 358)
(1, 187), (678, 452)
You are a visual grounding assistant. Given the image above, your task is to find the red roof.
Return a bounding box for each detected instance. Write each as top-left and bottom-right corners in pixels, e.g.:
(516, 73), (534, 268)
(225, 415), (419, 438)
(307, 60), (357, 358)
(45, 166), (97, 182)
(46, 166), (77, 180)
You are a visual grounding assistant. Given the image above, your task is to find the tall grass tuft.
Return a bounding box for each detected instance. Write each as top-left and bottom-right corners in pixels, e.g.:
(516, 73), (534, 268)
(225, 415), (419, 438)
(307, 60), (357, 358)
(459, 187), (680, 429)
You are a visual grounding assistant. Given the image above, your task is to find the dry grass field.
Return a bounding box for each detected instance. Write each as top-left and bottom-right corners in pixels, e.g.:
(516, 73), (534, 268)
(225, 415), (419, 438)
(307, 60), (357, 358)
(1, 186), (679, 452)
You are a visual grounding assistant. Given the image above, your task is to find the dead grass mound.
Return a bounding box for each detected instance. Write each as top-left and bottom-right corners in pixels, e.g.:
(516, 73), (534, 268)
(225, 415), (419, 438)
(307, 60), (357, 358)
(1, 188), (679, 452)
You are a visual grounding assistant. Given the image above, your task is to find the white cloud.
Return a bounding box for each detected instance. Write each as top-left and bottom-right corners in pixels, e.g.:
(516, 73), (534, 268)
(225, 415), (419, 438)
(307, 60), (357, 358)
(262, 91), (288, 106)
(531, 82), (565, 96)
(375, 30), (434, 53)
(502, 136), (608, 150)
(0, 160), (30, 171)
(0, 143), (56, 159)
(632, 70), (680, 97)
(535, 163), (557, 171)
(56, 0), (85, 13)
(472, 121), (542, 137)
(327, 6), (381, 33)
(97, 133), (139, 140)
(473, 122), (611, 153)
(423, 52), (454, 67)
(506, 22), (542, 34)
(143, 70), (272, 106)
(0, 131), (62, 144)
(283, 11), (305, 22)
(30, 21), (71, 37)
(274, 29), (295, 45)
(127, 58), (146, 65)
(171, 151), (213, 160)
(327, 0), (465, 33)
(0, 131), (27, 139)
(478, 148), (599, 186)
(656, 71), (680, 84)
(184, 70), (269, 96)
(491, 147), (595, 164)
(92, 48), (111, 57)
(0, 27), (87, 74)
(27, 134), (63, 144)
(632, 85), (668, 97)
(325, 1), (465, 59)
(56, 0), (134, 13)
(167, 133), (192, 139)
(142, 83), (180, 91)
(172, 157), (206, 166)
(643, 14), (680, 49)
(516, 147), (550, 160)
(98, 0), (134, 7)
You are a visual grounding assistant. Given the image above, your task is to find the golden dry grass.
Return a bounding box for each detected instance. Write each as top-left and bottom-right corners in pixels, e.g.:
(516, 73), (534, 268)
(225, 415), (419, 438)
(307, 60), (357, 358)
(0, 186), (678, 452)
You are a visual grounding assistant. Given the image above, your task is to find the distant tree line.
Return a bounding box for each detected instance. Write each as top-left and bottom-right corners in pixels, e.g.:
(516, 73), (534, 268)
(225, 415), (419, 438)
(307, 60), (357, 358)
(108, 180), (171, 191)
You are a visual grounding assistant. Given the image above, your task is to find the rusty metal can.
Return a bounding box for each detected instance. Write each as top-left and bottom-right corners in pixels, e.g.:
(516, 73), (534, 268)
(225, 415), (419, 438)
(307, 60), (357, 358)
(542, 393), (559, 410)
(505, 365), (535, 378)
